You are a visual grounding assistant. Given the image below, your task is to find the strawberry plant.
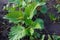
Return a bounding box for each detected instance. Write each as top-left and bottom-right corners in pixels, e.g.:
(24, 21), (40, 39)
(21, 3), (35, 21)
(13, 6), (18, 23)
(3, 0), (46, 40)
(0, 0), (60, 40)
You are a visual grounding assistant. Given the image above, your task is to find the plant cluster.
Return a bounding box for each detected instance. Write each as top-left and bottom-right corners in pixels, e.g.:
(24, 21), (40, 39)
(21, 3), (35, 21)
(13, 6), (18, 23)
(3, 0), (46, 40)
(3, 0), (60, 40)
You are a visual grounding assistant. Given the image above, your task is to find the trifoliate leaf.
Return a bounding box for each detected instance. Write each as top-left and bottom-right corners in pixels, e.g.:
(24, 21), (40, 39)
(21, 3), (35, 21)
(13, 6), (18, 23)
(4, 10), (24, 23)
(9, 25), (26, 40)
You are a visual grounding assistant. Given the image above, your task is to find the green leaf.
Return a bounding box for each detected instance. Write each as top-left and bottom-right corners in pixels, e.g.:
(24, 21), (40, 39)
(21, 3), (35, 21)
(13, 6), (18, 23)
(52, 35), (60, 40)
(25, 2), (46, 19)
(25, 0), (32, 3)
(40, 0), (46, 2)
(56, 4), (60, 13)
(8, 0), (21, 4)
(9, 7), (16, 12)
(3, 10), (24, 23)
(22, 1), (26, 7)
(36, 0), (46, 3)
(34, 23), (41, 29)
(30, 28), (34, 35)
(9, 25), (26, 40)
(49, 13), (56, 21)
(25, 19), (33, 25)
(8, 0), (20, 4)
(8, 0), (15, 2)
(35, 0), (40, 2)
(33, 32), (41, 39)
(8, 0), (26, 7)
(40, 5), (48, 14)
(48, 35), (52, 40)
(57, 38), (60, 40)
(34, 18), (44, 29)
(41, 35), (45, 40)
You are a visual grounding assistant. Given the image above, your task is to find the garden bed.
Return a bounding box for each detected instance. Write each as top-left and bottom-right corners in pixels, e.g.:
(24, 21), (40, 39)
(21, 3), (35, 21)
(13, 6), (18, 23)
(0, 0), (60, 40)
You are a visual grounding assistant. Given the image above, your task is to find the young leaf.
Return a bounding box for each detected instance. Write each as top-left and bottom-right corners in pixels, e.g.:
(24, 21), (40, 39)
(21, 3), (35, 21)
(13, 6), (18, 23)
(9, 25), (26, 40)
(34, 23), (42, 29)
(25, 2), (46, 19)
(49, 13), (56, 21)
(30, 28), (34, 35)
(34, 18), (44, 29)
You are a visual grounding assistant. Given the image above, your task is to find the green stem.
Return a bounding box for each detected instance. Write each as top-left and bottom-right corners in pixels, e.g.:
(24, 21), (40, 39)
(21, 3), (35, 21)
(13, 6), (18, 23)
(30, 35), (34, 40)
(41, 35), (45, 40)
